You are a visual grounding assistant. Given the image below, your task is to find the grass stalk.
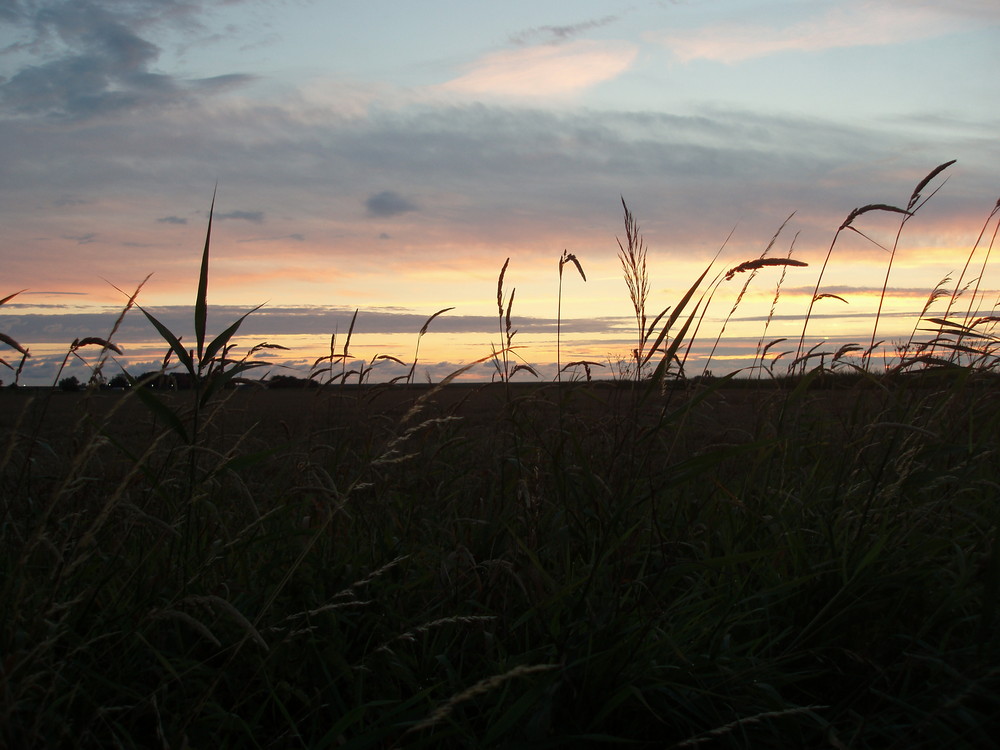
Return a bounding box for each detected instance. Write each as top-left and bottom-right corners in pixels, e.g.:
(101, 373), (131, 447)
(795, 202), (911, 374)
(866, 160), (955, 371)
(557, 250), (586, 383)
(618, 198), (650, 383)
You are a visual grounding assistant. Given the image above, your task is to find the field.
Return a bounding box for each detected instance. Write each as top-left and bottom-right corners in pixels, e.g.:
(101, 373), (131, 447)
(3, 164), (1000, 747)
(3, 372), (1000, 748)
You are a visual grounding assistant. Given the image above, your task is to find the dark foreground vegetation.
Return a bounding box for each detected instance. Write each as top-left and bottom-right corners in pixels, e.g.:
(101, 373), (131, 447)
(3, 163), (1000, 747)
(3, 374), (1000, 749)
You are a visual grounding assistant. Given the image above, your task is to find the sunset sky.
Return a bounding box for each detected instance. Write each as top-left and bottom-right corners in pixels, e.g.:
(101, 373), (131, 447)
(2, 0), (999, 385)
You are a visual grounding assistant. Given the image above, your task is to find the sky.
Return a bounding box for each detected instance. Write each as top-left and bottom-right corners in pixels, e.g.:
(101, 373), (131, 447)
(2, 0), (999, 385)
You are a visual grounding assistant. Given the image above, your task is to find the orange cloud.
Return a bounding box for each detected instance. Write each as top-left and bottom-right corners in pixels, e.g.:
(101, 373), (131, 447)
(439, 40), (637, 99)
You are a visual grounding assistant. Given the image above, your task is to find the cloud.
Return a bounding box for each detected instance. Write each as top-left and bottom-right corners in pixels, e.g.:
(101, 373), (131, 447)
(189, 73), (258, 93)
(0, 63), (992, 307)
(22, 291), (87, 297)
(508, 15), (621, 46)
(216, 210), (265, 223)
(658, 1), (974, 64)
(439, 39), (637, 99)
(0, 2), (170, 118)
(1, 304), (632, 345)
(236, 233), (306, 243)
(365, 191), (418, 218)
(0, 1), (254, 120)
(157, 215), (187, 224)
(908, 0), (1000, 23)
(53, 196), (89, 207)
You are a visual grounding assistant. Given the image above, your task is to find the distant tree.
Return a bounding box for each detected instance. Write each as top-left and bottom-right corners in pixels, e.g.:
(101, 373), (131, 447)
(267, 374), (317, 389)
(133, 370), (195, 390)
(107, 373), (130, 389)
(135, 370), (167, 388)
(59, 375), (81, 392)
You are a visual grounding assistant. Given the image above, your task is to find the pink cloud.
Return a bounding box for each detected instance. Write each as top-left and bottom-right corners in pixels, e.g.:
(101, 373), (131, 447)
(439, 40), (637, 99)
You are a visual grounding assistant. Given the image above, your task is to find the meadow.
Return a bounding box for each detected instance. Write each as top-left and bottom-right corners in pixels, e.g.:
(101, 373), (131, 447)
(3, 162), (1000, 748)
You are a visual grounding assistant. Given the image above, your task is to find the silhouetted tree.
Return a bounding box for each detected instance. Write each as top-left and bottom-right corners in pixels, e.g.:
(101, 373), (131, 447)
(58, 376), (81, 392)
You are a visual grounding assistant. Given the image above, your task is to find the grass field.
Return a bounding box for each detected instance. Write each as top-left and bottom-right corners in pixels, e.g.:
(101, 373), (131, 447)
(3, 373), (1000, 748)
(3, 164), (1000, 747)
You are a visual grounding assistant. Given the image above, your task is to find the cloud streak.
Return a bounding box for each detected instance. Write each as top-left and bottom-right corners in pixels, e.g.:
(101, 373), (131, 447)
(439, 40), (638, 98)
(508, 15), (621, 46)
(0, 304), (636, 349)
(2, 91), (993, 307)
(659, 1), (975, 64)
(217, 210), (265, 223)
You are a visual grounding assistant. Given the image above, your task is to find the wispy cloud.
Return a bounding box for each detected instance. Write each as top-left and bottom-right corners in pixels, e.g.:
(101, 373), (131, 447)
(53, 196), (89, 207)
(236, 233), (306, 243)
(439, 40), (637, 99)
(1, 304), (632, 345)
(216, 210), (264, 223)
(658, 1), (974, 64)
(188, 73), (258, 93)
(21, 291), (87, 297)
(508, 15), (621, 46)
(3, 91), (990, 295)
(157, 215), (187, 225)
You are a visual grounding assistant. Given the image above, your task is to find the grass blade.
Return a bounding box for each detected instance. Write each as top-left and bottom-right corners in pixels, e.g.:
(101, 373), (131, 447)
(195, 188), (217, 362)
(138, 305), (195, 377)
(202, 303), (266, 366)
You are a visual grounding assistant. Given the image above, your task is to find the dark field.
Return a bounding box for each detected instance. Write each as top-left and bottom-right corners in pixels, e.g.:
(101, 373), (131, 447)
(3, 375), (1000, 748)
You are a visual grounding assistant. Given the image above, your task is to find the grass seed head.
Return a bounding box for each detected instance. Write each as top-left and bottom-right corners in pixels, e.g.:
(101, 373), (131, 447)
(72, 337), (124, 355)
(724, 257), (808, 281)
(0, 332), (29, 356)
(840, 203), (911, 230)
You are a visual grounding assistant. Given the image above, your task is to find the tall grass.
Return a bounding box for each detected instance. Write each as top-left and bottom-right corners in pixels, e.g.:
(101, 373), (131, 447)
(617, 198), (654, 382)
(556, 249), (586, 383)
(865, 160), (956, 370)
(794, 201), (911, 373)
(2, 165), (1000, 747)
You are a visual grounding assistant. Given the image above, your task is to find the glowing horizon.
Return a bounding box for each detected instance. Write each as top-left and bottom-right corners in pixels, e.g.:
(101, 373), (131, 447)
(6, 214), (998, 387)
